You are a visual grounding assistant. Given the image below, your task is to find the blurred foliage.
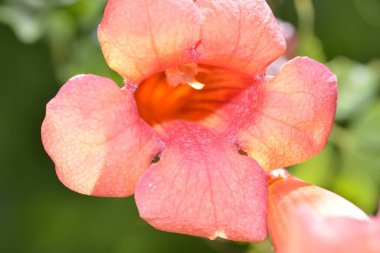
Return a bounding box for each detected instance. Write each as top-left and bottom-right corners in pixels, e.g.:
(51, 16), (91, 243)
(0, 0), (121, 83)
(329, 57), (380, 122)
(0, 0), (379, 253)
(276, 0), (380, 61)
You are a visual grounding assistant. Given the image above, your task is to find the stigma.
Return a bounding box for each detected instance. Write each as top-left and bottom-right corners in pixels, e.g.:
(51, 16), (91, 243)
(165, 63), (205, 90)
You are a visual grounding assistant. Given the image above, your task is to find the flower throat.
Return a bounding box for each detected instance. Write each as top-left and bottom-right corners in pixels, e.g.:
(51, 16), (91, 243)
(134, 64), (252, 126)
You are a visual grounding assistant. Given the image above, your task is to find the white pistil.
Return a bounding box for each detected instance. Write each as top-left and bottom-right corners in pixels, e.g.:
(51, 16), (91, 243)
(165, 66), (185, 87)
(165, 63), (204, 90)
(188, 80), (205, 90)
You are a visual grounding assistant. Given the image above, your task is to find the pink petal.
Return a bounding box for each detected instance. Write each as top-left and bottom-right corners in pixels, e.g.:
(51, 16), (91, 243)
(267, 174), (380, 253)
(135, 121), (268, 241)
(284, 208), (380, 253)
(196, 0), (286, 74)
(208, 57), (337, 170)
(42, 74), (161, 197)
(98, 0), (201, 83)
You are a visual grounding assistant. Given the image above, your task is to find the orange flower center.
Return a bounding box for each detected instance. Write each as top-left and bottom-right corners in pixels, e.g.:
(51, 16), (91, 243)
(134, 64), (252, 126)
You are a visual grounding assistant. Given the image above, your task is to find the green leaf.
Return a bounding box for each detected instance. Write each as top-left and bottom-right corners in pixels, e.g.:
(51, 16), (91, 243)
(335, 102), (380, 214)
(247, 238), (274, 253)
(351, 101), (380, 151)
(288, 144), (336, 188)
(332, 167), (379, 214)
(0, 6), (44, 43)
(328, 57), (380, 121)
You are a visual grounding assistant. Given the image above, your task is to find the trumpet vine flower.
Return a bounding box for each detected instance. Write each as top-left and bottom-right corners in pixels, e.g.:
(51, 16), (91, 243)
(42, 0), (337, 241)
(268, 169), (380, 253)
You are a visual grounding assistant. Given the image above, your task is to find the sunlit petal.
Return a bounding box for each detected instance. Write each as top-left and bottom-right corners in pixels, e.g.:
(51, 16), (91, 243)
(197, 0), (286, 75)
(98, 0), (201, 82)
(135, 121), (268, 241)
(42, 74), (161, 197)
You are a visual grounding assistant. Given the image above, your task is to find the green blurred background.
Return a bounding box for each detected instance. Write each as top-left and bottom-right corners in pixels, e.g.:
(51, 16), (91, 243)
(0, 0), (379, 252)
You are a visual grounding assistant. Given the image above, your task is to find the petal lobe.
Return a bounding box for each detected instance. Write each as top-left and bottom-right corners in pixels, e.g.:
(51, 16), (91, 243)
(98, 0), (201, 82)
(209, 57), (337, 170)
(135, 121), (268, 241)
(197, 0), (286, 74)
(42, 74), (161, 197)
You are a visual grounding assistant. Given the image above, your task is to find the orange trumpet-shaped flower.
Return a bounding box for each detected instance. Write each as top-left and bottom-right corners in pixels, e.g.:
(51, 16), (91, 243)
(42, 0), (337, 241)
(268, 169), (380, 253)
